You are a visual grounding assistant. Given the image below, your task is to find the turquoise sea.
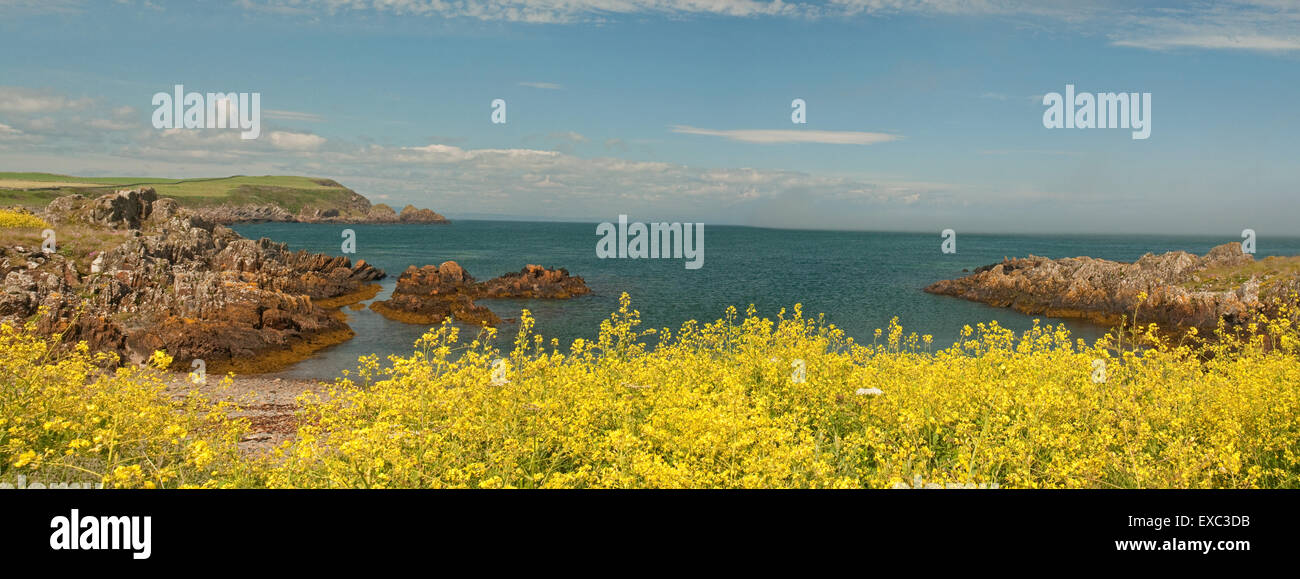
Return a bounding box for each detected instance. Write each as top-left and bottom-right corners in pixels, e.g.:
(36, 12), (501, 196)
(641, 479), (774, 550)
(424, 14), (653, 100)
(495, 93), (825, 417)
(232, 221), (1300, 380)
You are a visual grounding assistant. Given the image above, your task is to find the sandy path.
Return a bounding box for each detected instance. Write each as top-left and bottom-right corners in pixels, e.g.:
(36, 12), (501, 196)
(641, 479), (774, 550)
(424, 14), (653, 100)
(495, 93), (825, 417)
(162, 374), (332, 454)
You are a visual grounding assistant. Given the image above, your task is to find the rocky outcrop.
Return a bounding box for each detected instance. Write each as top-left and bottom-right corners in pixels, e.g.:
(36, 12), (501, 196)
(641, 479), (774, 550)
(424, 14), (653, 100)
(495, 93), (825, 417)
(190, 204), (296, 223)
(370, 262), (590, 326)
(924, 243), (1294, 331)
(398, 205), (447, 223)
(369, 262), (500, 326)
(478, 265), (592, 299)
(44, 188), (164, 229)
(90, 188), (158, 228)
(366, 203), (398, 222)
(2, 188), (386, 373)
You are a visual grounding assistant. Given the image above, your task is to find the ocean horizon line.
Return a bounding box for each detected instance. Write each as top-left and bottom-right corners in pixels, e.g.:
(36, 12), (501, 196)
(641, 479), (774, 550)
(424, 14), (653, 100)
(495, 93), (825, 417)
(382, 216), (1300, 241)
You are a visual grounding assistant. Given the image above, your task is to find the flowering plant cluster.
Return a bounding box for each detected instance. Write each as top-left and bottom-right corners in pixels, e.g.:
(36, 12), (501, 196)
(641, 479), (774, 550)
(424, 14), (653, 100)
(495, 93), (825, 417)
(0, 319), (248, 489)
(263, 294), (1300, 489)
(0, 208), (48, 229)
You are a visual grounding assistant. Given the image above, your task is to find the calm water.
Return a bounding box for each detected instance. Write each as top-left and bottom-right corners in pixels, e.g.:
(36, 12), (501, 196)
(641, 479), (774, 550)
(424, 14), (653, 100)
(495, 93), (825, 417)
(232, 221), (1300, 380)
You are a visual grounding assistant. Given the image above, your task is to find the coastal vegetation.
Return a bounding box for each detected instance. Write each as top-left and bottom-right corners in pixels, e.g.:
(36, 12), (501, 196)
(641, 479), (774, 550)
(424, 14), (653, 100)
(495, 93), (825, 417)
(0, 208), (50, 229)
(3, 294), (1298, 489)
(0, 319), (247, 488)
(1, 173), (347, 210)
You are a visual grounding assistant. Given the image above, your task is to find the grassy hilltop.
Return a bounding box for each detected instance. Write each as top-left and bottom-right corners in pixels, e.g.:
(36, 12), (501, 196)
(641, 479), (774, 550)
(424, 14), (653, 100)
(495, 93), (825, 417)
(0, 172), (361, 213)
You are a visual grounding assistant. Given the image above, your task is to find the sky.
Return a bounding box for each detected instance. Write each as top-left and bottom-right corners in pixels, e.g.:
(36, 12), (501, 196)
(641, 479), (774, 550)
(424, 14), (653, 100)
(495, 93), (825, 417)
(0, 0), (1297, 235)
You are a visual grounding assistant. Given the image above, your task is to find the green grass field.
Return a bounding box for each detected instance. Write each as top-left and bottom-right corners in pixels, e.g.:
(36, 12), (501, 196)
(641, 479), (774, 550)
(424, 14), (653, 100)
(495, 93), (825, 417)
(0, 172), (363, 214)
(0, 172), (185, 187)
(1182, 255), (1300, 292)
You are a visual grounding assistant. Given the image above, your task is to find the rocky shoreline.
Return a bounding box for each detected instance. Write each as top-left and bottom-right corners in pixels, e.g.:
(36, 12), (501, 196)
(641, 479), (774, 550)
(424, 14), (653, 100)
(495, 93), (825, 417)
(925, 242), (1300, 332)
(2, 187), (386, 373)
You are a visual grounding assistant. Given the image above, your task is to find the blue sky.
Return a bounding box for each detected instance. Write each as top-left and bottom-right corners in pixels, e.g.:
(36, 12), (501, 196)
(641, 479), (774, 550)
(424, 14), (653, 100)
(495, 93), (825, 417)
(1, 0), (1298, 234)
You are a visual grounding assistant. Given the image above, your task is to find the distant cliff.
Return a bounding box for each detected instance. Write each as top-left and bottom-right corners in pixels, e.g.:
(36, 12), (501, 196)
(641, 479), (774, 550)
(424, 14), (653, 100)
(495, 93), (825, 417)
(192, 201), (449, 225)
(925, 243), (1300, 332)
(0, 173), (449, 225)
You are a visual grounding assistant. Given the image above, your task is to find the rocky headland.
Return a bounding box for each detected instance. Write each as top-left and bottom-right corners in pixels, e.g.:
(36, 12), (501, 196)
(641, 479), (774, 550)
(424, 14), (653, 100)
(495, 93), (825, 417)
(370, 262), (591, 326)
(1, 187), (385, 373)
(192, 201), (448, 225)
(925, 242), (1300, 332)
(0, 174), (449, 225)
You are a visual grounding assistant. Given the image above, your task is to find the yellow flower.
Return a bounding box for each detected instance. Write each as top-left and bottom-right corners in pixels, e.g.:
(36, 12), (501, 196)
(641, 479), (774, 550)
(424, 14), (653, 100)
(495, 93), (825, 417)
(13, 450), (38, 468)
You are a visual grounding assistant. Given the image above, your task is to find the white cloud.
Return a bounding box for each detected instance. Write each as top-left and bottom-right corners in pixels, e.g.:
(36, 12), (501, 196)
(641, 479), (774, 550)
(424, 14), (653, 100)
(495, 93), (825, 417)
(233, 0), (1300, 54)
(0, 86), (94, 114)
(549, 131), (587, 143)
(15, 1), (1296, 54)
(0, 122), (24, 139)
(518, 81), (563, 90)
(241, 0), (813, 23)
(237, 0), (1104, 24)
(1106, 1), (1300, 53)
(1114, 35), (1300, 52)
(831, 0), (1102, 19)
(0, 0), (82, 15)
(87, 118), (135, 131)
(397, 143), (560, 163)
(837, 0), (1300, 53)
(265, 109), (325, 122)
(671, 125), (900, 145)
(269, 131), (327, 150)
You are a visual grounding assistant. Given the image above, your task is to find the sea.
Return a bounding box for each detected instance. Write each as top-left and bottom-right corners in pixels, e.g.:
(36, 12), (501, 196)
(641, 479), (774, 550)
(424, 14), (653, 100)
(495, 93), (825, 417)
(231, 221), (1300, 380)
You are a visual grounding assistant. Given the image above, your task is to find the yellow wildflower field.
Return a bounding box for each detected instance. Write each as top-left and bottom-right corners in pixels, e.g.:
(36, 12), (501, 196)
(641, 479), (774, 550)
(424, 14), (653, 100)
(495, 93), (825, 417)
(0, 208), (49, 229)
(3, 294), (1299, 489)
(0, 322), (247, 489)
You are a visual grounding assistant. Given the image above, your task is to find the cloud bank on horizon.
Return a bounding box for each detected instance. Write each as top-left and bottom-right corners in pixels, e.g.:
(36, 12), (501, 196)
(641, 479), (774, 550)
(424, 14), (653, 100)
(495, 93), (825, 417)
(0, 0), (1298, 234)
